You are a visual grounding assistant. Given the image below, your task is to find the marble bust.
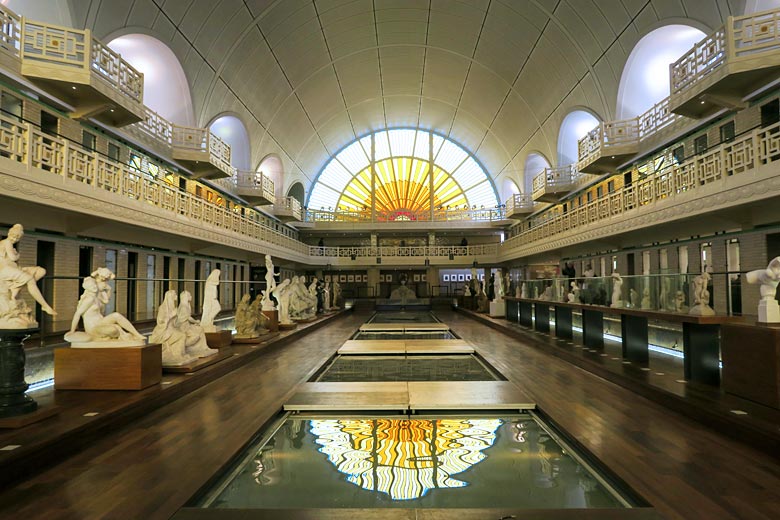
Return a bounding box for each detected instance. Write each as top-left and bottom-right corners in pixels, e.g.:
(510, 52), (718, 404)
(746, 256), (780, 322)
(65, 267), (145, 347)
(0, 223), (56, 328)
(200, 269), (221, 332)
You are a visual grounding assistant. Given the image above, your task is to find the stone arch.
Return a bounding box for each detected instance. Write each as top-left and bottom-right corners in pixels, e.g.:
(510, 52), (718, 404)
(522, 152), (552, 194)
(557, 109), (600, 167)
(208, 113), (252, 171)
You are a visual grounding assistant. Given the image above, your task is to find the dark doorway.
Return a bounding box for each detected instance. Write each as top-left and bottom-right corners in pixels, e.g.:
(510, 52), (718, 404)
(35, 240), (55, 327)
(194, 260), (202, 313)
(78, 246), (93, 296)
(127, 252), (138, 320)
(163, 256), (171, 293)
(627, 253), (635, 276)
(177, 258), (185, 294)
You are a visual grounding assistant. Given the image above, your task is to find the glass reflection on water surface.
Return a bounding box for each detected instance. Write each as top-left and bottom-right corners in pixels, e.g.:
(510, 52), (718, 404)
(210, 416), (624, 509)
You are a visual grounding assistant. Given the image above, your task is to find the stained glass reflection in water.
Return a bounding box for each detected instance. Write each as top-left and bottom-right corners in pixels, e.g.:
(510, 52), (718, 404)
(207, 415), (626, 509)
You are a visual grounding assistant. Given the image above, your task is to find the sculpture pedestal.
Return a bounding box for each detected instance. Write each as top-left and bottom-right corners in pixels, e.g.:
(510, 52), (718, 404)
(54, 344), (162, 390)
(163, 350), (231, 373)
(205, 330), (233, 349)
(262, 310), (279, 332)
(689, 304), (716, 316)
(722, 322), (780, 409)
(758, 299), (780, 324)
(489, 300), (506, 318)
(279, 322), (297, 331)
(0, 328), (38, 418)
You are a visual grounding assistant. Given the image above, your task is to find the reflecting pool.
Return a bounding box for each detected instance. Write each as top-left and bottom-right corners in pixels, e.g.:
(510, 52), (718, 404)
(317, 355), (499, 382)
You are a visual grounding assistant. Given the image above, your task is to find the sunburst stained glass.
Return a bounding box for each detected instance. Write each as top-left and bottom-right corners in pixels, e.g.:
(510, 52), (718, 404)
(308, 129), (498, 219)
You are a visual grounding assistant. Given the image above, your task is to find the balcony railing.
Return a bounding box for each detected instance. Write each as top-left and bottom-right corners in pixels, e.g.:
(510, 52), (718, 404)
(171, 125), (233, 179)
(303, 206), (508, 224)
(308, 244), (499, 258)
(212, 170), (275, 205)
(503, 117), (780, 256)
(89, 37), (143, 103)
(577, 118), (640, 173)
(532, 165), (581, 202)
(504, 194), (535, 218)
(275, 196), (303, 222)
(0, 111), (307, 256)
(671, 7), (780, 117)
(0, 5), (20, 65)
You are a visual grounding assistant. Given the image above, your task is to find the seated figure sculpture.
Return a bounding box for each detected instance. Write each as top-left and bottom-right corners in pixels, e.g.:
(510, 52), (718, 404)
(746, 256), (780, 322)
(65, 267), (145, 347)
(272, 279), (293, 324)
(689, 271), (715, 316)
(150, 290), (217, 366)
(235, 294), (265, 339)
(289, 277), (316, 320)
(0, 223), (56, 328)
(390, 274), (416, 303)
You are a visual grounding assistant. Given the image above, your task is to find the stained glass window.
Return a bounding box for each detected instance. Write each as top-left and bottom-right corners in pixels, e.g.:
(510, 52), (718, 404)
(308, 129), (498, 220)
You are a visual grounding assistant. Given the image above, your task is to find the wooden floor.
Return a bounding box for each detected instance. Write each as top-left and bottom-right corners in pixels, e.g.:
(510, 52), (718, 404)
(0, 309), (779, 519)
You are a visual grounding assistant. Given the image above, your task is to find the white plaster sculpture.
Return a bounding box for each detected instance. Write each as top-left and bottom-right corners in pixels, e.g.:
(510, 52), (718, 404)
(610, 272), (624, 308)
(289, 276), (316, 320)
(464, 283), (472, 297)
(65, 267), (145, 347)
(332, 281), (342, 309)
(689, 271), (715, 316)
(541, 286), (554, 301)
(533, 286), (539, 299)
(235, 294), (262, 339)
(271, 279), (293, 325)
(0, 223), (56, 328)
(150, 290), (216, 366)
(675, 290), (687, 313)
(504, 272), (511, 299)
(261, 255), (277, 311)
(495, 273), (505, 301)
(200, 269), (221, 332)
(556, 280), (565, 302)
(568, 281), (581, 303)
(308, 277), (319, 299)
(521, 282), (528, 299)
(660, 277), (672, 311)
(641, 286), (652, 310)
(476, 284), (489, 313)
(746, 256), (780, 323)
(630, 288), (640, 309)
(323, 281), (331, 311)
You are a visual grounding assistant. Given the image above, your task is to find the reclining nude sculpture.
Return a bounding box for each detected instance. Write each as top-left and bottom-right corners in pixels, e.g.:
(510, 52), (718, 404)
(150, 290), (217, 366)
(65, 267), (145, 347)
(0, 224), (56, 328)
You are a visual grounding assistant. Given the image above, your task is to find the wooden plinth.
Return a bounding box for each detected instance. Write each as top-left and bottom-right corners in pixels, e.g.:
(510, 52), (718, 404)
(54, 344), (162, 391)
(279, 322), (297, 330)
(262, 310), (279, 332)
(205, 330), (233, 349)
(163, 351), (231, 374)
(722, 322), (780, 409)
(0, 406), (59, 429)
(232, 331), (280, 344)
(294, 317), (317, 323)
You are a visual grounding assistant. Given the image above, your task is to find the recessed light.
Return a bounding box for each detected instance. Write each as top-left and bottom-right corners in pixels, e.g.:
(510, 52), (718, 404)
(71, 86), (77, 90)
(700, 100), (705, 104)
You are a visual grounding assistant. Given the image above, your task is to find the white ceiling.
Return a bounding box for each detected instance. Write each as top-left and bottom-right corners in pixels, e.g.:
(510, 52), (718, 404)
(68, 0), (742, 195)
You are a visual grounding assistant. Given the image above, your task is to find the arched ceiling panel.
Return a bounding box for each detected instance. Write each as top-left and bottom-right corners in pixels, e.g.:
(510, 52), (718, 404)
(77, 0), (737, 193)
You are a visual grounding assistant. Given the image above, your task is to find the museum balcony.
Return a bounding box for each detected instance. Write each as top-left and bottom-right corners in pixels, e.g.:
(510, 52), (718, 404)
(577, 119), (640, 174)
(307, 244), (499, 267)
(670, 7), (780, 118)
(274, 196), (303, 223)
(500, 118), (780, 260)
(302, 206), (509, 230)
(504, 193), (536, 218)
(170, 125), (233, 180)
(531, 165), (582, 202)
(211, 170), (275, 206)
(5, 6), (145, 127)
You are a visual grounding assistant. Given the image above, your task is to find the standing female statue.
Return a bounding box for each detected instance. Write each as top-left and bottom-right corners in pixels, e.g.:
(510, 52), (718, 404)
(200, 269), (221, 332)
(65, 267), (145, 345)
(0, 224), (55, 327)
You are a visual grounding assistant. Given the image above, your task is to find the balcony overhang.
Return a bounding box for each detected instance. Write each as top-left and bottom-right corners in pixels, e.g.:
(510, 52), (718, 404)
(578, 148), (636, 174)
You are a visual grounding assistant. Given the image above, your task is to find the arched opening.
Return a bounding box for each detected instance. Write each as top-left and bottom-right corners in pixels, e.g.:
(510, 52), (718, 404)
(257, 154), (285, 200)
(501, 178), (520, 202)
(557, 111), (599, 166)
(617, 25), (706, 119)
(522, 152), (552, 194)
(106, 34), (195, 126)
(744, 0), (780, 14)
(209, 115), (251, 170)
(287, 182), (305, 207)
(4, 0), (72, 26)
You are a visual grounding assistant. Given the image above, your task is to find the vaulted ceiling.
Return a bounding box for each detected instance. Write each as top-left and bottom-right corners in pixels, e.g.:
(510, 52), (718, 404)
(67, 0), (742, 196)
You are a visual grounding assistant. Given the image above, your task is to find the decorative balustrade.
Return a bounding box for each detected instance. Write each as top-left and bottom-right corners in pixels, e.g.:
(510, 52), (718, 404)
(308, 244), (499, 258)
(505, 193), (535, 218)
(0, 111), (307, 256)
(212, 170), (275, 205)
(503, 118), (780, 255)
(275, 196), (303, 222)
(0, 5), (20, 62)
(171, 124), (233, 179)
(531, 165), (580, 202)
(89, 38), (143, 103)
(671, 7), (780, 117)
(303, 206), (507, 224)
(577, 118), (640, 173)
(124, 106), (174, 152)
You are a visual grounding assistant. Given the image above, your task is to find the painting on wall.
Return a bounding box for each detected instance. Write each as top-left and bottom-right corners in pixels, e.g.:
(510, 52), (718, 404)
(443, 274), (450, 282)
(325, 275), (331, 282)
(458, 274), (465, 282)
(421, 274), (426, 282)
(339, 274), (346, 282)
(466, 274), (472, 281)
(362, 274), (368, 282)
(347, 274), (355, 282)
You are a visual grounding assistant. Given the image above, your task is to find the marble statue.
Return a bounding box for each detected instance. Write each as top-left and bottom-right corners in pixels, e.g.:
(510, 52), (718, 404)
(521, 282), (528, 299)
(610, 272), (624, 308)
(494, 274), (504, 301)
(641, 286), (652, 310)
(556, 280), (565, 302)
(675, 290), (687, 313)
(464, 283), (472, 297)
(568, 281), (581, 303)
(515, 284), (521, 298)
(630, 288), (640, 309)
(390, 274), (416, 302)
(689, 271), (715, 316)
(504, 272), (511, 299)
(0, 223), (56, 328)
(476, 284), (489, 313)
(659, 277), (671, 311)
(65, 267), (145, 347)
(332, 281), (342, 309)
(235, 294), (262, 339)
(272, 279), (293, 324)
(541, 286), (554, 301)
(200, 269), (221, 332)
(323, 281), (331, 311)
(533, 286), (539, 299)
(150, 290), (217, 366)
(746, 256), (780, 322)
(289, 276), (316, 320)
(261, 255), (277, 311)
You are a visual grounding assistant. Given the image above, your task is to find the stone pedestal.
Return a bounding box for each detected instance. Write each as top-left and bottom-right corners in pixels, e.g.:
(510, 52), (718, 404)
(758, 299), (780, 324)
(722, 322), (780, 408)
(205, 330), (233, 349)
(54, 344), (162, 390)
(489, 300), (506, 318)
(262, 310), (279, 332)
(0, 328), (38, 418)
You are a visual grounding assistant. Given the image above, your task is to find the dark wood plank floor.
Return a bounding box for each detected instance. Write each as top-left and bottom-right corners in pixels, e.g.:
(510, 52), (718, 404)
(0, 309), (779, 519)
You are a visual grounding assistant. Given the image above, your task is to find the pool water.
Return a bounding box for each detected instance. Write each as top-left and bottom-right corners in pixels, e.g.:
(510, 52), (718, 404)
(316, 355), (500, 382)
(368, 311), (439, 323)
(204, 414), (628, 509)
(354, 331), (456, 340)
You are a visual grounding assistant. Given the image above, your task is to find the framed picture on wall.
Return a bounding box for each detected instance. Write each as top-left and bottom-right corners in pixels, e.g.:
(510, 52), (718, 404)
(325, 275), (331, 282)
(466, 274), (471, 281)
(379, 274), (384, 282)
(340, 274), (346, 282)
(362, 274), (368, 282)
(347, 274), (355, 282)
(421, 274), (426, 282)
(458, 274), (465, 282)
(443, 274), (450, 282)
(413, 274), (420, 282)
(480, 274), (485, 281)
